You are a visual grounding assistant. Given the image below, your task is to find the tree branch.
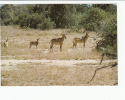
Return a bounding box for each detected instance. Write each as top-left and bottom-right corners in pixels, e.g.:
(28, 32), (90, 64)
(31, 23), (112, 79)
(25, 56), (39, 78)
(87, 63), (117, 84)
(100, 53), (104, 65)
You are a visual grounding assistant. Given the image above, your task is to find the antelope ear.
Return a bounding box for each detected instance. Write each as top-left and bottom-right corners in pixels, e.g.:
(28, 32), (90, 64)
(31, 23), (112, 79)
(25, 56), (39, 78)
(62, 34), (65, 36)
(83, 30), (86, 33)
(86, 31), (88, 34)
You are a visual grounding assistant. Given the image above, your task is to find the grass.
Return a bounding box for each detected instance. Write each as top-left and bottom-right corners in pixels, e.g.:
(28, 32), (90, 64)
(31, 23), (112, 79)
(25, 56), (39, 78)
(1, 25), (102, 60)
(1, 62), (118, 86)
(1, 25), (118, 86)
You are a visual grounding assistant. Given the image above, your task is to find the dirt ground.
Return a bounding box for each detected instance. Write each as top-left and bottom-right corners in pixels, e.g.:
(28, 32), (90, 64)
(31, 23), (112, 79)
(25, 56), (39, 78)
(1, 26), (118, 86)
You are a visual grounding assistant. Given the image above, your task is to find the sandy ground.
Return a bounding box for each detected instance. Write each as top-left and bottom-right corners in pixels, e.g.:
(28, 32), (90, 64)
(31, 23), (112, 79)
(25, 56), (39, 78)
(1, 59), (117, 86)
(1, 59), (117, 68)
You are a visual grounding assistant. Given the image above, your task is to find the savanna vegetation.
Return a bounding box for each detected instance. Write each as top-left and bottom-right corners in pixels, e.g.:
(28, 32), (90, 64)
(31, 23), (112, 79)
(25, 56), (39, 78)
(0, 4), (117, 56)
(0, 4), (117, 86)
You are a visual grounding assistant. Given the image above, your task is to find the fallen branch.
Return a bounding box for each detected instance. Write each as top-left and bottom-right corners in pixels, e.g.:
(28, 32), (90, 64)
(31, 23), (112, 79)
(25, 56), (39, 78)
(100, 53), (104, 65)
(111, 62), (117, 68)
(87, 63), (117, 84)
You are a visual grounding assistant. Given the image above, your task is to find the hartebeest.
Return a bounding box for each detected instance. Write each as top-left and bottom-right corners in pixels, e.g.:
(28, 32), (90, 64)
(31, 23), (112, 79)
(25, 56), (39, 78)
(73, 31), (89, 48)
(4, 37), (8, 48)
(50, 34), (67, 51)
(29, 38), (40, 49)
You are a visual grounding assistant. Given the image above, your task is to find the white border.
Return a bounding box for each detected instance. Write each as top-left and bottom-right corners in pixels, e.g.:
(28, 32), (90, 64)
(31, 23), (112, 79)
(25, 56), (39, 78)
(0, 1), (119, 4)
(0, 1), (125, 100)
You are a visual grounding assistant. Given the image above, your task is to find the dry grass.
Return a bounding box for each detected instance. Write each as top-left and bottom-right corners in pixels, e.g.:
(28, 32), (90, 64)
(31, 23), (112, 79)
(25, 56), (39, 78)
(1, 25), (102, 60)
(1, 62), (117, 86)
(1, 25), (118, 86)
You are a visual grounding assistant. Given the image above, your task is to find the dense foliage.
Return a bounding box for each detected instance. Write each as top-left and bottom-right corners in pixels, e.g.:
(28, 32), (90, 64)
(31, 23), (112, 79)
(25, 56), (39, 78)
(81, 7), (107, 31)
(101, 14), (117, 56)
(0, 4), (117, 56)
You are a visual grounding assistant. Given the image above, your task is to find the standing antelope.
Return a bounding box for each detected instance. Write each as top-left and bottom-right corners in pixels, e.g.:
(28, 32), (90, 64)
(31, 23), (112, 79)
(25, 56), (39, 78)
(4, 38), (8, 48)
(29, 38), (40, 49)
(73, 31), (89, 48)
(50, 34), (67, 51)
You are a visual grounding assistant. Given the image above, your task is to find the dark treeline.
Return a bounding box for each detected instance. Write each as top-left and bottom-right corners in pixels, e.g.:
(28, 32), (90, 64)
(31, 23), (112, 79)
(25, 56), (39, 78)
(0, 4), (116, 29)
(0, 4), (117, 56)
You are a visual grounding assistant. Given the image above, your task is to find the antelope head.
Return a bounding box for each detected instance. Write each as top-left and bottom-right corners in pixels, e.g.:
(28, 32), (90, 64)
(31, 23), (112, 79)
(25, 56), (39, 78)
(62, 34), (67, 39)
(37, 38), (40, 41)
(5, 37), (8, 42)
(86, 31), (89, 37)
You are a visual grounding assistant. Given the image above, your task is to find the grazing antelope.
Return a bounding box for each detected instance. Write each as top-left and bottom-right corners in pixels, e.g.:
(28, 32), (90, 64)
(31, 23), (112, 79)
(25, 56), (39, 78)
(73, 31), (89, 48)
(50, 34), (67, 51)
(29, 38), (40, 49)
(4, 38), (8, 48)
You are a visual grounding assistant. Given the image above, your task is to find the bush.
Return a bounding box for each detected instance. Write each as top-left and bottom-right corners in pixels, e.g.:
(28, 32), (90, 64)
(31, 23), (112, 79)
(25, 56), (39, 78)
(37, 18), (55, 30)
(83, 7), (107, 31)
(17, 13), (55, 29)
(17, 13), (29, 28)
(102, 14), (117, 46)
(13, 17), (19, 25)
(69, 13), (83, 32)
(85, 23), (97, 31)
(2, 18), (13, 25)
(98, 14), (117, 56)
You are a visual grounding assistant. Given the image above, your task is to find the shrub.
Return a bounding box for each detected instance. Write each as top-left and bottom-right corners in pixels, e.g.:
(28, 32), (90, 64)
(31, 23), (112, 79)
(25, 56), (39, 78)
(102, 14), (117, 46)
(17, 13), (55, 29)
(98, 14), (117, 56)
(18, 13), (29, 28)
(37, 18), (55, 30)
(2, 18), (13, 25)
(13, 17), (20, 25)
(83, 7), (107, 31)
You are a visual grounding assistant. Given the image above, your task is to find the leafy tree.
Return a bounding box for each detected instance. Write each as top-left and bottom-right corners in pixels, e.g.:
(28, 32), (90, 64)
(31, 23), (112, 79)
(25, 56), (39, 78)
(18, 12), (55, 29)
(50, 4), (78, 28)
(0, 4), (15, 24)
(92, 4), (117, 14)
(37, 17), (56, 30)
(76, 4), (89, 13)
(101, 14), (117, 55)
(82, 7), (108, 31)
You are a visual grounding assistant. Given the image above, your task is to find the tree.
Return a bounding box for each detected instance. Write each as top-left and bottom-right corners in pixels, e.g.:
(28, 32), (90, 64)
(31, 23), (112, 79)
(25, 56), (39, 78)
(92, 4), (117, 14)
(82, 7), (107, 31)
(101, 14), (117, 55)
(50, 4), (78, 28)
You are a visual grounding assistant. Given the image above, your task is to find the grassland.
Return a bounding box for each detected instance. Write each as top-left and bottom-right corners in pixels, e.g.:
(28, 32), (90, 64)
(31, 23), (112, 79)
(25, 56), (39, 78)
(1, 26), (118, 86)
(1, 61), (117, 86)
(1, 25), (101, 60)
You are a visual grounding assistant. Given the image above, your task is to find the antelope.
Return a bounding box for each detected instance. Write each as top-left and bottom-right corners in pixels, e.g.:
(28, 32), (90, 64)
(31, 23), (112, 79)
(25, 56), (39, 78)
(50, 34), (67, 51)
(4, 38), (8, 48)
(73, 31), (89, 48)
(29, 38), (40, 49)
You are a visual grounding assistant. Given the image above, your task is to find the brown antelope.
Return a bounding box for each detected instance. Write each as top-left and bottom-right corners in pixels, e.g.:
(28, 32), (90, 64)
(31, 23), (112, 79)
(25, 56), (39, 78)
(29, 38), (40, 49)
(4, 38), (8, 48)
(73, 31), (89, 48)
(50, 34), (67, 51)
